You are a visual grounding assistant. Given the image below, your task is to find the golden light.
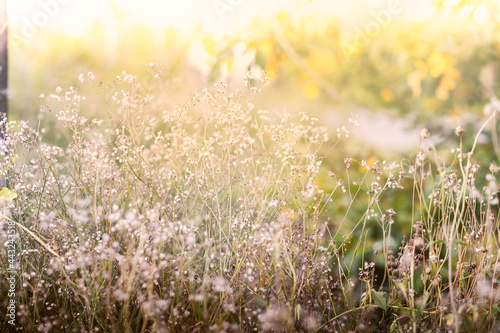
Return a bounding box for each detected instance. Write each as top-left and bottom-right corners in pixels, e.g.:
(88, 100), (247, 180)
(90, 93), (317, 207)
(473, 4), (489, 24)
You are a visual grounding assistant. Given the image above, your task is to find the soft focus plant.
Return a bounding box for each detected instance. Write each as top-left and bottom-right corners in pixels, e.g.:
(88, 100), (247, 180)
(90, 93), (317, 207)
(0, 67), (500, 332)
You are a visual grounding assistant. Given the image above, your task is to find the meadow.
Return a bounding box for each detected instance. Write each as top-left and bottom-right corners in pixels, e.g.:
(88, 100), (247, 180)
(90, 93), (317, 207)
(0, 66), (499, 332)
(2, 1), (500, 332)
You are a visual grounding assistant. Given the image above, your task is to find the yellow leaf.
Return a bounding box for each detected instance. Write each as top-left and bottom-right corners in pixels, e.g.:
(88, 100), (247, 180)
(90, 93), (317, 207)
(435, 85), (449, 100)
(380, 88), (394, 102)
(280, 206), (296, 219)
(303, 83), (319, 100)
(259, 40), (273, 56)
(440, 67), (461, 90)
(427, 51), (453, 78)
(265, 64), (279, 80)
(223, 59), (233, 73)
(414, 59), (428, 75)
(281, 208), (296, 219)
(203, 36), (216, 56)
(408, 70), (424, 99)
(366, 157), (378, 168)
(435, 67), (460, 100)
(0, 187), (18, 203)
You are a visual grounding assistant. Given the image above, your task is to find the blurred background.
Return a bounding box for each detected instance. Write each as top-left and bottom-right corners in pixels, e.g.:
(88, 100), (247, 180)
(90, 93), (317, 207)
(6, 0), (500, 262)
(7, 0), (500, 154)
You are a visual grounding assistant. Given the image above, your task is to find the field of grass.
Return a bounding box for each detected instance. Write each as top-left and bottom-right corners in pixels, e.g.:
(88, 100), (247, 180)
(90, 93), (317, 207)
(0, 68), (499, 332)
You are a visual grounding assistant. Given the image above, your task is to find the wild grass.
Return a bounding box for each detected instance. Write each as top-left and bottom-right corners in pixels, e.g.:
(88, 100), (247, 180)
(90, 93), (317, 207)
(1, 68), (500, 332)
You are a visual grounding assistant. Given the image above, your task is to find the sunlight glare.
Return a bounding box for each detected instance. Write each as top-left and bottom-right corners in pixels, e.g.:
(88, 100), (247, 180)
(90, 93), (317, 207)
(473, 4), (489, 24)
(443, 0), (461, 7)
(459, 4), (475, 17)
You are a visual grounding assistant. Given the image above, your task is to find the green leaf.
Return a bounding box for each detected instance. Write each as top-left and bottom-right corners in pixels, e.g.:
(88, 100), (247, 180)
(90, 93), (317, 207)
(295, 304), (301, 320)
(468, 304), (478, 322)
(446, 313), (454, 326)
(492, 303), (500, 315)
(426, 239), (444, 249)
(389, 320), (399, 332)
(372, 290), (387, 310)
(444, 166), (456, 174)
(0, 187), (18, 203)
(252, 294), (267, 307)
(208, 60), (221, 82)
(255, 49), (266, 69)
